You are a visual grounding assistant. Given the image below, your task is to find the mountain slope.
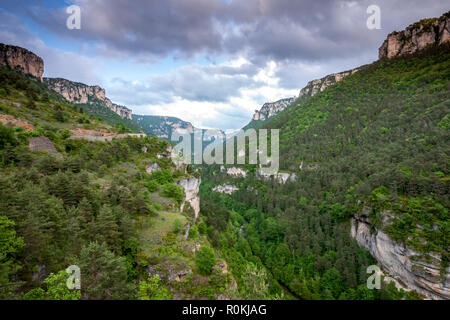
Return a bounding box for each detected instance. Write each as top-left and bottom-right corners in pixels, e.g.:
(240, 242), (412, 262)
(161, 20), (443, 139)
(261, 39), (450, 299)
(0, 62), (238, 300)
(201, 12), (450, 300)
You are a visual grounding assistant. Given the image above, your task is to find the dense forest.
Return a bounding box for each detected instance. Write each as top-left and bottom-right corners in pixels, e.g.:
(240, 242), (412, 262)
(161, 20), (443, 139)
(0, 38), (448, 301)
(0, 66), (242, 300)
(200, 43), (449, 300)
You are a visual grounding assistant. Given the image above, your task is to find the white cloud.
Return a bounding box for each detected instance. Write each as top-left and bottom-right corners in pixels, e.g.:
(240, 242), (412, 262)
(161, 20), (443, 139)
(111, 56), (299, 130)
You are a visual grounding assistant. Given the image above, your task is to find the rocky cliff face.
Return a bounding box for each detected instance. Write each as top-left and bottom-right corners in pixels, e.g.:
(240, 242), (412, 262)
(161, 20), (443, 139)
(177, 177), (201, 219)
(379, 11), (450, 59)
(252, 98), (294, 121)
(0, 43), (44, 80)
(351, 214), (450, 300)
(297, 68), (359, 99)
(44, 78), (132, 120)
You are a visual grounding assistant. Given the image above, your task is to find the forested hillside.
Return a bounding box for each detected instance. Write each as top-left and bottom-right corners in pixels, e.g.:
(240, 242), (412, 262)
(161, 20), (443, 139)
(0, 66), (239, 300)
(200, 42), (449, 299)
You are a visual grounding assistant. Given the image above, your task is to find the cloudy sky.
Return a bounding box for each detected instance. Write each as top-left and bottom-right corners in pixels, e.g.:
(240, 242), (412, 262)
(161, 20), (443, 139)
(0, 0), (448, 130)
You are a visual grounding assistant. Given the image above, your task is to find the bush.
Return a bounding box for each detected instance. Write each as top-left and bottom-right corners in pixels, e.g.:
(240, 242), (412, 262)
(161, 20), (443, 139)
(195, 246), (216, 275)
(145, 180), (159, 192)
(152, 169), (173, 184)
(161, 183), (184, 204)
(189, 225), (199, 239)
(197, 222), (207, 235)
(0, 123), (17, 150)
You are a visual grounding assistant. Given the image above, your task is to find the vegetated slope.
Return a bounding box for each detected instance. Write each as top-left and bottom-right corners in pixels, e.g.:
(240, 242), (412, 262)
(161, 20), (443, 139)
(265, 43), (449, 256)
(0, 66), (237, 300)
(201, 43), (449, 300)
(79, 100), (142, 133)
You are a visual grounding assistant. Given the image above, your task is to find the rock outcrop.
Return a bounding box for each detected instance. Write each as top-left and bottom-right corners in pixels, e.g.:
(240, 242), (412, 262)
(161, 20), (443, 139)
(256, 170), (297, 184)
(213, 184), (239, 194)
(351, 214), (450, 300)
(252, 98), (294, 121)
(0, 43), (44, 80)
(145, 162), (161, 174)
(0, 113), (35, 132)
(297, 68), (359, 99)
(177, 177), (201, 219)
(44, 78), (132, 120)
(379, 11), (450, 59)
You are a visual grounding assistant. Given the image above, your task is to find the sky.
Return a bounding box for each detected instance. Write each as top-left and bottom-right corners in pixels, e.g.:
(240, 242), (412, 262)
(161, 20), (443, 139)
(0, 0), (449, 130)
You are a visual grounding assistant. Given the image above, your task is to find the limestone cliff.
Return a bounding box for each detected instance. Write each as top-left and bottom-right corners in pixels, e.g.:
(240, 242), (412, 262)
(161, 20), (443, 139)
(44, 78), (132, 120)
(297, 68), (359, 99)
(379, 11), (450, 59)
(0, 43), (44, 80)
(252, 98), (294, 121)
(351, 214), (449, 300)
(177, 177), (201, 219)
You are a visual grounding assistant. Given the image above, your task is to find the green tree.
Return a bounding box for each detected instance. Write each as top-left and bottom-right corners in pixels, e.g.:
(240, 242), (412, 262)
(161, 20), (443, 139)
(161, 183), (184, 205)
(242, 263), (271, 299)
(43, 270), (81, 300)
(196, 246), (216, 275)
(0, 123), (17, 150)
(77, 242), (136, 299)
(0, 216), (24, 298)
(138, 275), (172, 300)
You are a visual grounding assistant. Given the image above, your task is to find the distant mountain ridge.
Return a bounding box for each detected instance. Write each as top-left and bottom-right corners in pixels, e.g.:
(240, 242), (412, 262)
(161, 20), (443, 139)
(133, 114), (225, 142)
(133, 114), (194, 140)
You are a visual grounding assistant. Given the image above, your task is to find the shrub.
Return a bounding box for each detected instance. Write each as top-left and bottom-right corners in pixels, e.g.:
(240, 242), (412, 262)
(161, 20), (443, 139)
(195, 246), (216, 275)
(152, 169), (173, 184)
(145, 180), (159, 192)
(161, 183), (184, 204)
(0, 123), (17, 150)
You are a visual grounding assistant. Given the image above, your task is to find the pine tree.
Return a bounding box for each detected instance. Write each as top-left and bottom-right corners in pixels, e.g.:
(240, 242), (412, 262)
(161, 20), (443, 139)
(77, 242), (135, 300)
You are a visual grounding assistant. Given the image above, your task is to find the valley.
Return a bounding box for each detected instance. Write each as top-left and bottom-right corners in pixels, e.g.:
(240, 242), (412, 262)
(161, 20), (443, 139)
(0, 8), (448, 302)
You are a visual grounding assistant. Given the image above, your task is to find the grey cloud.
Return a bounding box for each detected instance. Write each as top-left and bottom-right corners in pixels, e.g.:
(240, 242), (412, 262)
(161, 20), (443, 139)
(4, 0), (448, 65)
(108, 62), (263, 106)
